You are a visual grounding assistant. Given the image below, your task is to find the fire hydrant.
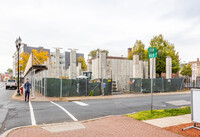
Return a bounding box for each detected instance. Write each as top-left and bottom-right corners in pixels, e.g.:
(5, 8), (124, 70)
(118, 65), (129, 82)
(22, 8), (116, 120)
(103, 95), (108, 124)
(20, 87), (23, 94)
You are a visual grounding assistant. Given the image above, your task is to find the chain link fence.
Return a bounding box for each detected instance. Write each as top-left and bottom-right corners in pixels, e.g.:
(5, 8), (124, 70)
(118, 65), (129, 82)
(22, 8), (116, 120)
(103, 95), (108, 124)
(35, 78), (112, 97)
(130, 77), (184, 93)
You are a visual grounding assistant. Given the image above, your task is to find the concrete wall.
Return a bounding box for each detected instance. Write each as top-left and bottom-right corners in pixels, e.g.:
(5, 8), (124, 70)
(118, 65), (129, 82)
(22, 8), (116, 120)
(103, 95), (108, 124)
(91, 56), (133, 91)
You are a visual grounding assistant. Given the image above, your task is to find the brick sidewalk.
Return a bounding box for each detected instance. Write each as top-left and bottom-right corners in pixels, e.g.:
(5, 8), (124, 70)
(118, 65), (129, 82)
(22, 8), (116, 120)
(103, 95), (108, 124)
(6, 116), (182, 137)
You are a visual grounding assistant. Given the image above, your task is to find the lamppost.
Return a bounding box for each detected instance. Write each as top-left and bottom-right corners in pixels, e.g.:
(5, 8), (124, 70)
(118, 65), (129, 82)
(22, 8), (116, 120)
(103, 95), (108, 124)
(15, 37), (22, 96)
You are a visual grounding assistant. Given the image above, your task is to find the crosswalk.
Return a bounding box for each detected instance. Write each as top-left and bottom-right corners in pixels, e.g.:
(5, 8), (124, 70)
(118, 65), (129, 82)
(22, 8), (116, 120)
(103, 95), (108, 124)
(50, 101), (78, 122)
(73, 101), (89, 106)
(29, 101), (89, 125)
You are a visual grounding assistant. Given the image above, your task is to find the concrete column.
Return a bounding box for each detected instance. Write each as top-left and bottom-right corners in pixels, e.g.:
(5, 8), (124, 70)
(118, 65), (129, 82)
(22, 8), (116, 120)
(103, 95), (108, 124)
(92, 59), (95, 79)
(139, 61), (144, 78)
(166, 56), (172, 79)
(143, 61), (148, 79)
(150, 58), (156, 78)
(99, 52), (107, 79)
(55, 49), (60, 78)
(77, 62), (82, 77)
(87, 62), (92, 72)
(69, 50), (77, 79)
(133, 55), (139, 78)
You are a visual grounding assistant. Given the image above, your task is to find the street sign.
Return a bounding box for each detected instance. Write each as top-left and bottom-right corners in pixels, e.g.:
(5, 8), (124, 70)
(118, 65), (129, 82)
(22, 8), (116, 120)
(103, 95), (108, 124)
(148, 47), (158, 113)
(148, 47), (157, 58)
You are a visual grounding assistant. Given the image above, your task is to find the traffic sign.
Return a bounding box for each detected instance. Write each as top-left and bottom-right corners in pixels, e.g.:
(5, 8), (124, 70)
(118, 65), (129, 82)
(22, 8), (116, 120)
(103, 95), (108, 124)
(148, 47), (157, 58)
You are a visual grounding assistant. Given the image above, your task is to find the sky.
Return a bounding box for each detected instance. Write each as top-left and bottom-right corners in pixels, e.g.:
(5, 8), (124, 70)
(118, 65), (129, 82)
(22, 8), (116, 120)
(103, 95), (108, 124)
(0, 0), (200, 73)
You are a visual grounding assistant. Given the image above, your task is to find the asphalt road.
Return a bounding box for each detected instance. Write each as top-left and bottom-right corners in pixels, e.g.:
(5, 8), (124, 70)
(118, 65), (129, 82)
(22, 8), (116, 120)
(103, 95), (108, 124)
(0, 81), (191, 135)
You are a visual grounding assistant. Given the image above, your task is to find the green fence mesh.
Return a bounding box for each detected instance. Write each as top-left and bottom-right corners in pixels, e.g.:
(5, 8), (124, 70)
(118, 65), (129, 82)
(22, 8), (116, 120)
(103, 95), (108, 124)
(130, 78), (142, 92)
(130, 77), (184, 93)
(35, 78), (112, 97)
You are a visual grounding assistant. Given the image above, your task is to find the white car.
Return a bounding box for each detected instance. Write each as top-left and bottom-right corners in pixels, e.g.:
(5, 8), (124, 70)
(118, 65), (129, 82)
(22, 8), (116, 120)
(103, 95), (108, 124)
(5, 79), (17, 90)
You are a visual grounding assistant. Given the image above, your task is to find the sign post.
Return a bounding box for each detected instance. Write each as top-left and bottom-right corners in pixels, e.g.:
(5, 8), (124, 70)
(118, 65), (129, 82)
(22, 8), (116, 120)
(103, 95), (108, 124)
(148, 47), (157, 113)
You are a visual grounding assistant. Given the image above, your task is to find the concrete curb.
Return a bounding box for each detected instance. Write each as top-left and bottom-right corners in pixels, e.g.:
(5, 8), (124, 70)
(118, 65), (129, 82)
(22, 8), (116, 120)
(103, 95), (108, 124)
(11, 90), (190, 102)
(0, 125), (39, 137)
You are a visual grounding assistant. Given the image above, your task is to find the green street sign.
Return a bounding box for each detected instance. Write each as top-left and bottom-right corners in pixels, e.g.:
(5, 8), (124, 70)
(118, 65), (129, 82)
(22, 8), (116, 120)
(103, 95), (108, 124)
(148, 47), (157, 58)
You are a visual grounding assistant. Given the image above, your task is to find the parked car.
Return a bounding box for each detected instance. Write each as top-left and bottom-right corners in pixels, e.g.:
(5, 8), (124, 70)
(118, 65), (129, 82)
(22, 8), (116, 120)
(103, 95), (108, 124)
(5, 79), (17, 90)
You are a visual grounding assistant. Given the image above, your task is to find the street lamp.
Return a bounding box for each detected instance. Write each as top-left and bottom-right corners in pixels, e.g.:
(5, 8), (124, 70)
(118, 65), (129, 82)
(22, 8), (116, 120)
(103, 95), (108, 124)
(15, 36), (22, 96)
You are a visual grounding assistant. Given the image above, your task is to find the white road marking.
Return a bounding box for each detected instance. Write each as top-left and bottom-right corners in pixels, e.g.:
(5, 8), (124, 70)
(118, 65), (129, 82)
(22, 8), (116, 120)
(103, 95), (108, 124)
(73, 101), (89, 106)
(29, 101), (36, 125)
(50, 101), (78, 122)
(166, 100), (190, 106)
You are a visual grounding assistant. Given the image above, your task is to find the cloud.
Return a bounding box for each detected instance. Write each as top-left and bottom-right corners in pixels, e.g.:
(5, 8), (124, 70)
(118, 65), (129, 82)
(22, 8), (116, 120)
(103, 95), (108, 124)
(0, 0), (200, 72)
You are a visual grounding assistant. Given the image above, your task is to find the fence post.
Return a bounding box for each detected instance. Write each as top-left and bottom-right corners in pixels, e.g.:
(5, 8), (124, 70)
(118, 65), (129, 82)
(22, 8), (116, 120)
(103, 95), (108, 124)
(86, 78), (88, 96)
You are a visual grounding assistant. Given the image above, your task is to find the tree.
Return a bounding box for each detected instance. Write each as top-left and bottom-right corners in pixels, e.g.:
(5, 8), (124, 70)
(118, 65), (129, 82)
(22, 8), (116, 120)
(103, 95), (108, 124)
(78, 56), (87, 71)
(32, 49), (49, 65)
(7, 68), (13, 73)
(89, 49), (109, 58)
(19, 49), (49, 72)
(150, 34), (180, 76)
(128, 40), (148, 60)
(180, 64), (192, 77)
(19, 52), (30, 71)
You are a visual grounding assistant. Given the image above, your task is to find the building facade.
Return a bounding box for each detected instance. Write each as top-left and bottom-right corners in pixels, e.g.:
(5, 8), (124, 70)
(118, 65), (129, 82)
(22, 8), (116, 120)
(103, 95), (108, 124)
(188, 58), (200, 83)
(50, 51), (84, 70)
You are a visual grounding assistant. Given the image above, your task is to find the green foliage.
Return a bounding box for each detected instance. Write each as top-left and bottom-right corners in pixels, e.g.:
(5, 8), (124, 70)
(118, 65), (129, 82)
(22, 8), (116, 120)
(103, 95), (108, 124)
(77, 56), (87, 71)
(90, 90), (94, 96)
(150, 34), (180, 76)
(181, 64), (192, 77)
(127, 106), (191, 121)
(7, 68), (13, 73)
(128, 40), (148, 60)
(89, 49), (109, 58)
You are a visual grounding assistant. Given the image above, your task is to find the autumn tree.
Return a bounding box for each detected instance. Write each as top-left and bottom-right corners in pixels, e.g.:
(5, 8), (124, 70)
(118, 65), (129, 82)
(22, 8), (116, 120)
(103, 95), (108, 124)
(150, 34), (180, 76)
(128, 40), (148, 60)
(89, 49), (109, 58)
(32, 49), (49, 65)
(77, 56), (87, 71)
(19, 49), (49, 72)
(19, 52), (30, 71)
(181, 64), (192, 77)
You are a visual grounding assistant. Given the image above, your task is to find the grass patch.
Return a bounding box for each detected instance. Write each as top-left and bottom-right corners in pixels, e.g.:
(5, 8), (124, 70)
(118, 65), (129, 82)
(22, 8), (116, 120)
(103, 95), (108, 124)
(126, 106), (191, 121)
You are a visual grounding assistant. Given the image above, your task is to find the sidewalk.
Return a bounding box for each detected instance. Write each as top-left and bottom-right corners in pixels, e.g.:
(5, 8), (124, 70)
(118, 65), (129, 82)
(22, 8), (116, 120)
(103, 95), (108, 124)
(143, 114), (192, 128)
(12, 90), (190, 102)
(4, 116), (182, 137)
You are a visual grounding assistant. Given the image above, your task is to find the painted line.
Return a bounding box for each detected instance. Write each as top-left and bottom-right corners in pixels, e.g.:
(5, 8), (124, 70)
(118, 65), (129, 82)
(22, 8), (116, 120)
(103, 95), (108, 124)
(29, 101), (36, 125)
(73, 101), (89, 106)
(50, 101), (78, 122)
